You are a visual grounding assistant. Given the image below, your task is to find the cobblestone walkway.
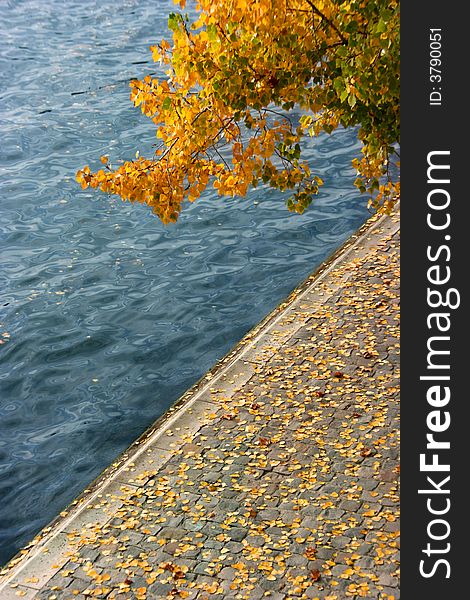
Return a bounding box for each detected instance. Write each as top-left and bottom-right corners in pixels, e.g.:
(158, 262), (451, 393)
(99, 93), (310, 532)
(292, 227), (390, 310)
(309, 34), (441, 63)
(0, 212), (400, 600)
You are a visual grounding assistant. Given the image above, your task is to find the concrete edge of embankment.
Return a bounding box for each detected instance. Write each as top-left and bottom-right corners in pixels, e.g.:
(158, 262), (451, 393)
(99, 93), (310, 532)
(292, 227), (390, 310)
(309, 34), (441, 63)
(0, 203), (399, 596)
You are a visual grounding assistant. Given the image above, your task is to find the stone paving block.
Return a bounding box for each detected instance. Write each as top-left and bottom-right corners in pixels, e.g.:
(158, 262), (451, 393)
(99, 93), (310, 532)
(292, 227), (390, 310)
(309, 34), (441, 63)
(0, 585), (38, 600)
(204, 360), (257, 402)
(115, 446), (174, 486)
(152, 400), (221, 452)
(3, 533), (72, 591)
(62, 481), (138, 534)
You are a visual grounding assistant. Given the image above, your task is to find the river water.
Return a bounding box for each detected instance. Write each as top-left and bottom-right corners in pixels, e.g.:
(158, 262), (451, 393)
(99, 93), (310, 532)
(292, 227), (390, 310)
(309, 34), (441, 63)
(0, 0), (369, 564)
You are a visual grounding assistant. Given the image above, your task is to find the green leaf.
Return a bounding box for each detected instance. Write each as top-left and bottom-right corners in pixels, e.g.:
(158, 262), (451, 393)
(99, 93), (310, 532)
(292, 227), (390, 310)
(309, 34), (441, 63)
(168, 13), (179, 32)
(162, 97), (172, 110)
(333, 78), (344, 92)
(207, 24), (218, 40)
(376, 19), (387, 33)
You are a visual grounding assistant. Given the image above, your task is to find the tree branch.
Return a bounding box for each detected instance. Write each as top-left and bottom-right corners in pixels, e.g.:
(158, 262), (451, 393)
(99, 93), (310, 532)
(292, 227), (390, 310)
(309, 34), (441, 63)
(304, 0), (347, 45)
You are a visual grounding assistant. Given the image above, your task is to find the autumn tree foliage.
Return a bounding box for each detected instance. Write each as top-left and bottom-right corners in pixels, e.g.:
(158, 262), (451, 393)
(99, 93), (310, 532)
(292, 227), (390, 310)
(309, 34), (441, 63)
(77, 0), (400, 224)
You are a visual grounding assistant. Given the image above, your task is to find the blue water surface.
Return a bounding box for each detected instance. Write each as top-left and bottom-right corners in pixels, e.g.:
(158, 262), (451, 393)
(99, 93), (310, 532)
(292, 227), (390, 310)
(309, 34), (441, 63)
(0, 0), (370, 564)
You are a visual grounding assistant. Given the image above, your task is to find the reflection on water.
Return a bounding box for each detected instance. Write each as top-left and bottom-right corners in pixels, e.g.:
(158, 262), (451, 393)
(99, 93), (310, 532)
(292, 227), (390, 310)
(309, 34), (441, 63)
(0, 0), (369, 564)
